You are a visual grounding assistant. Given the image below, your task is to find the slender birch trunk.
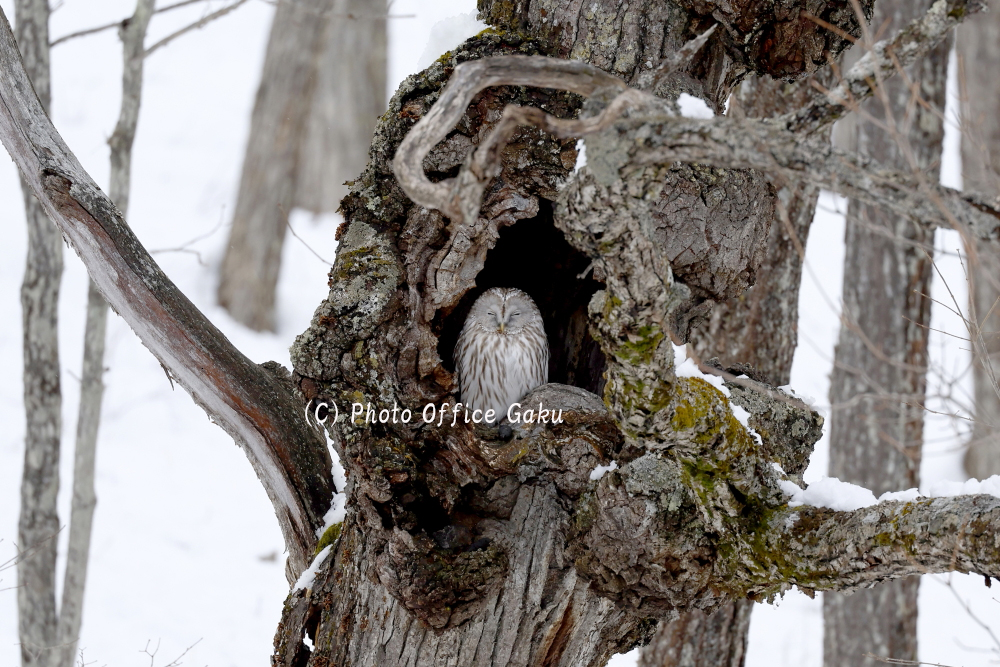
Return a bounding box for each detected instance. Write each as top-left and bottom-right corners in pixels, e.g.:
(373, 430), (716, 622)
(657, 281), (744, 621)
(824, 2), (951, 664)
(15, 0), (61, 664)
(49, 3), (156, 666)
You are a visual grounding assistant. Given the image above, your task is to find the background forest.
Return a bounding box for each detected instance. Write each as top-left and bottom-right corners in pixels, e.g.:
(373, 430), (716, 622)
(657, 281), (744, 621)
(0, 0), (998, 666)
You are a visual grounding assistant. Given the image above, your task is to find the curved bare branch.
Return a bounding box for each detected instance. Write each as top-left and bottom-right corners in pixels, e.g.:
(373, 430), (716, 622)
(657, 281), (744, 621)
(392, 0), (992, 239)
(392, 55), (629, 222)
(609, 114), (1000, 242)
(0, 6), (333, 578)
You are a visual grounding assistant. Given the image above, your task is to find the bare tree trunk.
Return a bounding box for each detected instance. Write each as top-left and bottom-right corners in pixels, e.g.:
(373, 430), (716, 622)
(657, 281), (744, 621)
(638, 601), (753, 667)
(14, 0), (62, 664)
(961, 0), (1000, 480)
(824, 2), (951, 665)
(641, 72), (829, 667)
(296, 0), (387, 214)
(217, 0), (386, 331)
(51, 3), (155, 666)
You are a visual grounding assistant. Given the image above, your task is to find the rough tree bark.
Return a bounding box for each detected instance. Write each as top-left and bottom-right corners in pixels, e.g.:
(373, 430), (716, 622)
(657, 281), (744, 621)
(217, 0), (387, 331)
(824, 2), (951, 665)
(961, 0), (1000, 480)
(4, 2), (1000, 667)
(641, 70), (833, 667)
(14, 0), (62, 664)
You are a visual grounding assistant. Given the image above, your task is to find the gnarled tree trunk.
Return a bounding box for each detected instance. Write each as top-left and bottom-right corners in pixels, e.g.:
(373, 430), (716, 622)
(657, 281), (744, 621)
(272, 2), (869, 665)
(824, 1), (951, 665)
(641, 70), (832, 667)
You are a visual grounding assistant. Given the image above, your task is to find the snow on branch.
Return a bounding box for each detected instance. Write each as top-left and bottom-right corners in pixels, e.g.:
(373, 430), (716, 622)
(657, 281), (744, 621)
(0, 5), (333, 578)
(751, 495), (1000, 597)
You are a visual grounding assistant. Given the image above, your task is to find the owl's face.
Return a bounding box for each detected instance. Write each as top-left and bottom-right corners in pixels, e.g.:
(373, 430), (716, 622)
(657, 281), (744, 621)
(467, 288), (542, 336)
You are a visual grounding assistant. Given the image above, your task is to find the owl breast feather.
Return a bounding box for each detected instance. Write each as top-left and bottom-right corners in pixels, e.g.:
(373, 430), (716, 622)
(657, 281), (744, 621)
(456, 325), (548, 423)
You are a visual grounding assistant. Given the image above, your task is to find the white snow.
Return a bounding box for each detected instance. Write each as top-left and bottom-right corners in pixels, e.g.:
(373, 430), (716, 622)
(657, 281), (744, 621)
(293, 546), (333, 592)
(673, 344), (730, 396)
(313, 418), (349, 539)
(731, 404), (763, 446)
(673, 344), (764, 445)
(590, 461), (619, 481)
(925, 476), (1000, 499)
(778, 384), (817, 408)
(779, 477), (878, 511)
(779, 475), (1000, 512)
(677, 92), (714, 119)
(574, 138), (588, 172)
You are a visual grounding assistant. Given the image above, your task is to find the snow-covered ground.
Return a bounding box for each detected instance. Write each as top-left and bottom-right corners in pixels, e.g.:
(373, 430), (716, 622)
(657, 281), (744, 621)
(0, 1), (996, 666)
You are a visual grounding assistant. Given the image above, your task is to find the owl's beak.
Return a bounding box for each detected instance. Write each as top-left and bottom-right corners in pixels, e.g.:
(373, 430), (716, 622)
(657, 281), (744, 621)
(498, 322), (505, 333)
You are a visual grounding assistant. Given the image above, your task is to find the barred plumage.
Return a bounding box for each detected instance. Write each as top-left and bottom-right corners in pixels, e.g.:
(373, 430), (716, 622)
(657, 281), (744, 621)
(454, 287), (549, 423)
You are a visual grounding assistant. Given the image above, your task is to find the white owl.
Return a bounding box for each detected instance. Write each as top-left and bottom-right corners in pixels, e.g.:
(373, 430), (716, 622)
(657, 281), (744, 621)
(454, 287), (549, 424)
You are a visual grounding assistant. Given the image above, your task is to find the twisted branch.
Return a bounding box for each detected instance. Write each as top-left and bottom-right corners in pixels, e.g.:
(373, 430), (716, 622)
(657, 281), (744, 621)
(393, 3), (998, 244)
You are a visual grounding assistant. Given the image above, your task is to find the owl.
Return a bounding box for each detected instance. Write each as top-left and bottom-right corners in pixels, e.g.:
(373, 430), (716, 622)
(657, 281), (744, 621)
(454, 287), (549, 424)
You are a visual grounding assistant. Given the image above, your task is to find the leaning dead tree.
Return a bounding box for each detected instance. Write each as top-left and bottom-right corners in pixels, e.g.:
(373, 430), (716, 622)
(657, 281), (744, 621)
(4, 1), (1000, 667)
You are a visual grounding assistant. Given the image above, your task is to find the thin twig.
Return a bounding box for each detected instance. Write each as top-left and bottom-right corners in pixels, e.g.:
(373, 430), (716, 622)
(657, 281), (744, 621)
(279, 206), (334, 266)
(144, 0), (249, 57)
(863, 652), (961, 667)
(149, 209), (227, 266)
(50, 0), (212, 47)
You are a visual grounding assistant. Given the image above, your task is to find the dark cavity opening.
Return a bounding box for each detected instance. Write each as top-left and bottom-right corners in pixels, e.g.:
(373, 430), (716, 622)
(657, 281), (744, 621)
(437, 200), (607, 396)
